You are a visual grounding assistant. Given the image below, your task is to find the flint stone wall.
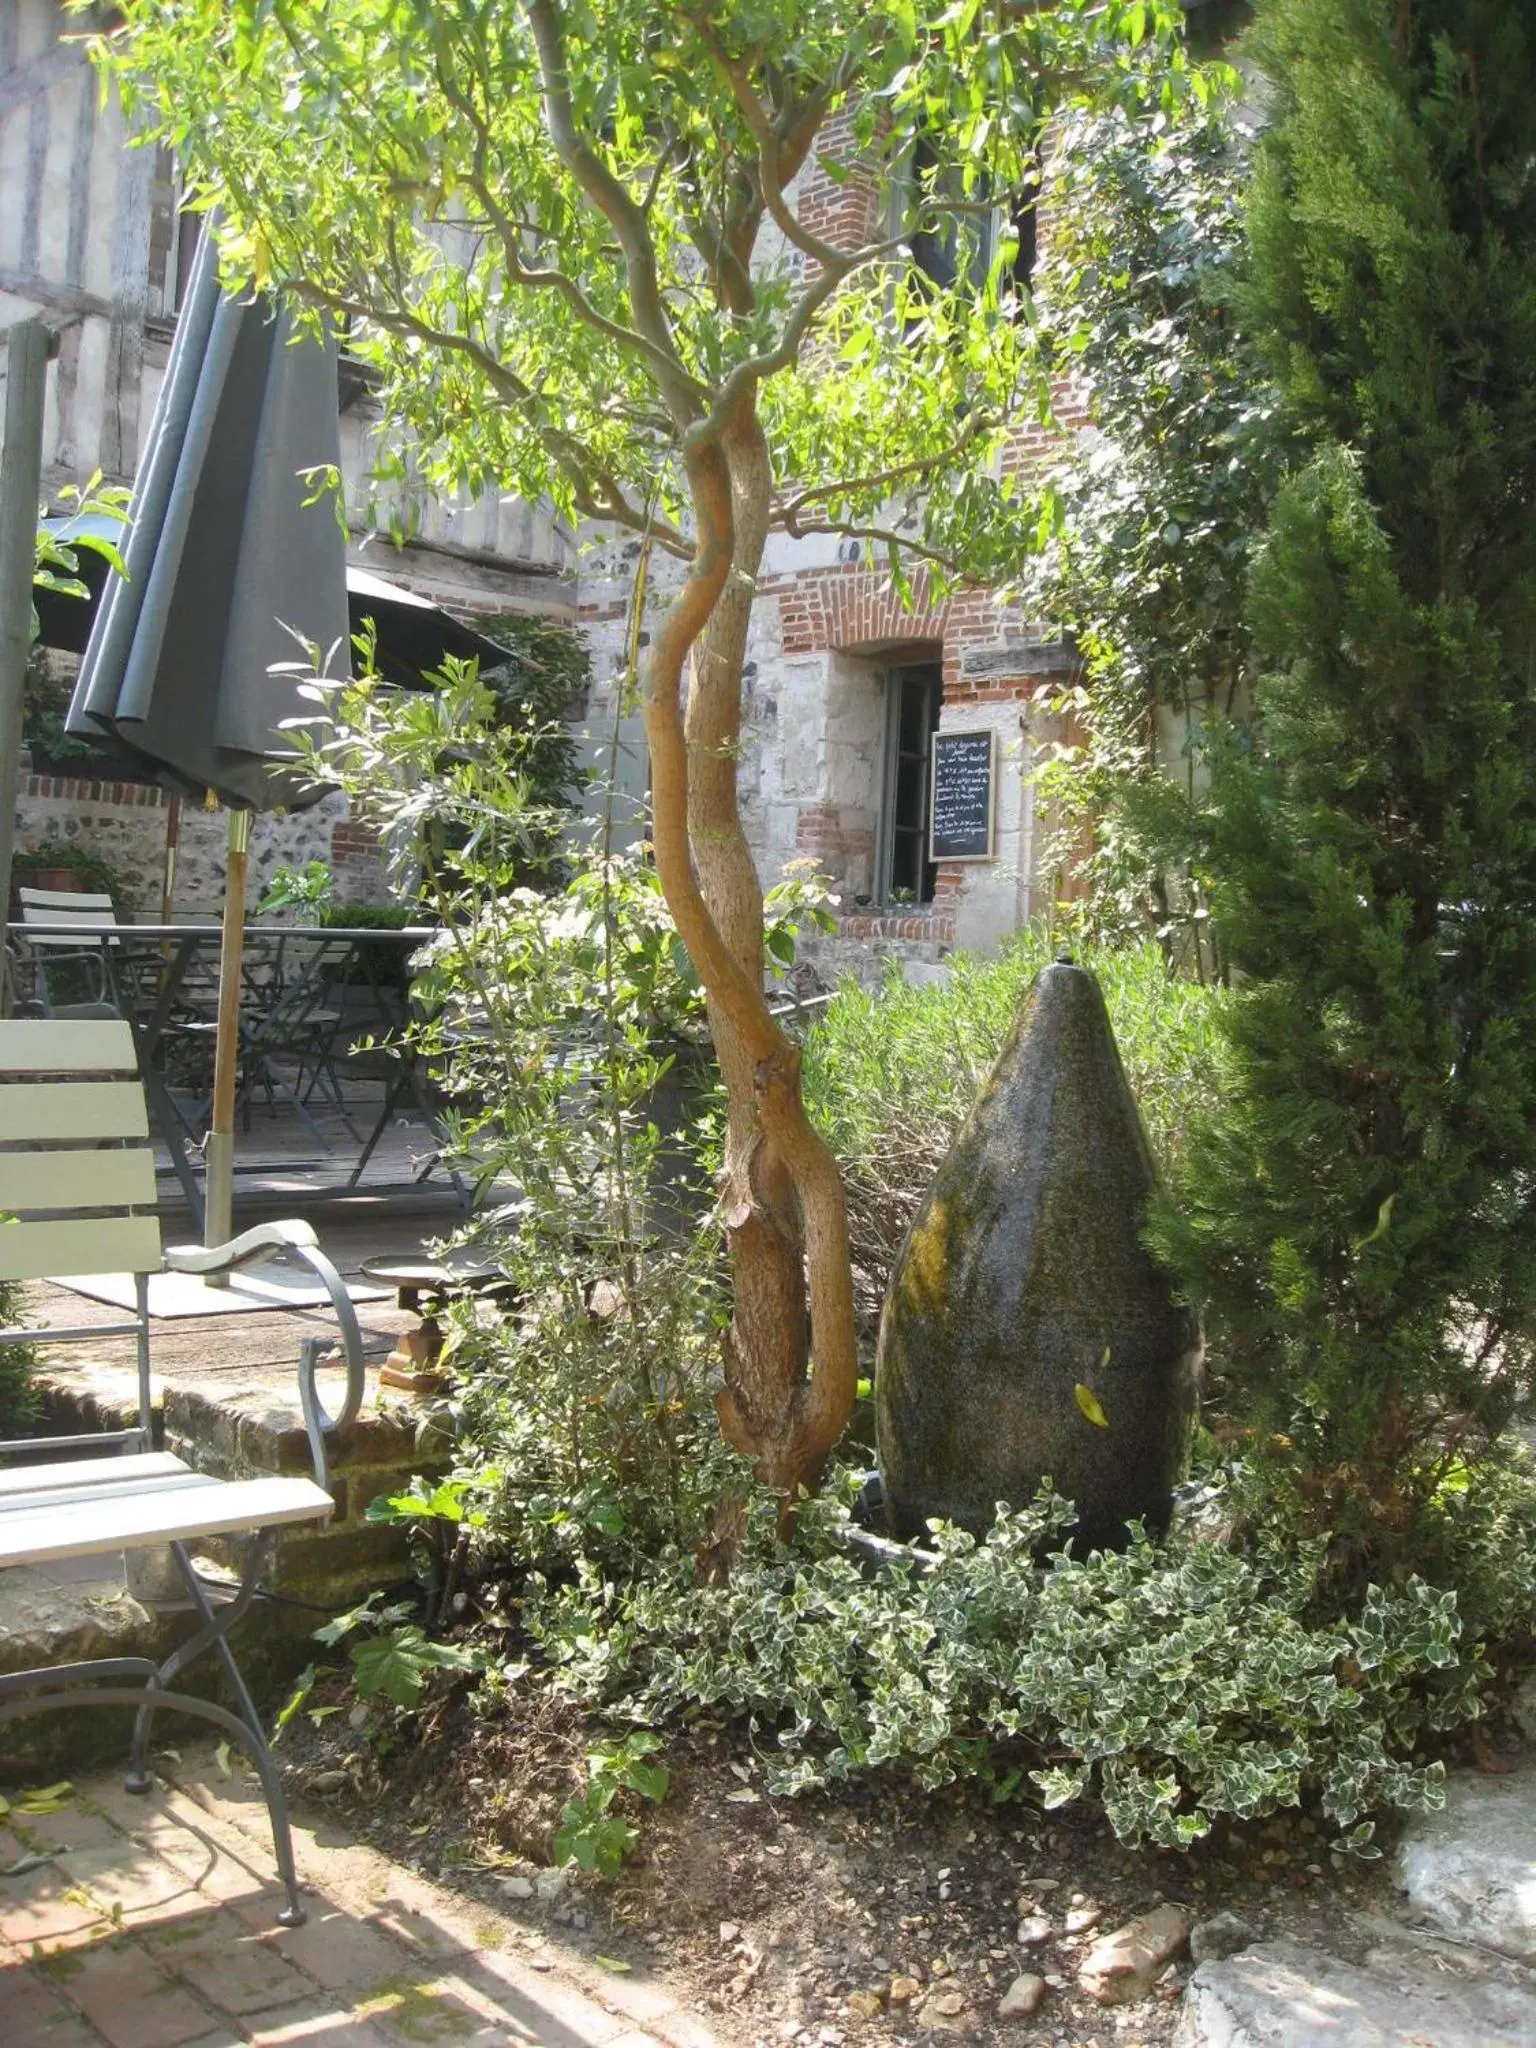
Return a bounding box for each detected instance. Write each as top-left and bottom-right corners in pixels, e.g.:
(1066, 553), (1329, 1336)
(13, 774), (389, 915)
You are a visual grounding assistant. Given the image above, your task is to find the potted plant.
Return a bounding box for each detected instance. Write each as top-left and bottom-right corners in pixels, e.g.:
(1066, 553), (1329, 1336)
(257, 859), (333, 924)
(11, 843), (133, 908)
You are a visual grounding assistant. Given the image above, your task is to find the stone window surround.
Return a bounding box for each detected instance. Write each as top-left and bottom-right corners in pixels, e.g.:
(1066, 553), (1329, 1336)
(769, 564), (1077, 947)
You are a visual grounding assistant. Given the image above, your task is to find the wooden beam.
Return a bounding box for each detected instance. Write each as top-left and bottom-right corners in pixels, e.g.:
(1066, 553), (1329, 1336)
(0, 270), (114, 323)
(0, 37), (78, 123)
(0, 318), (51, 1009)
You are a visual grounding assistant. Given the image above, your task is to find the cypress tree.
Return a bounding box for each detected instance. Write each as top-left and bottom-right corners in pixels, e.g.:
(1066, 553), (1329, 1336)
(1155, 0), (1536, 1572)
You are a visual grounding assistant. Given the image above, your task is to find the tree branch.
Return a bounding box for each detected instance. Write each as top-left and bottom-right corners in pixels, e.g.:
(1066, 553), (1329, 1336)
(679, 158), (761, 317)
(779, 516), (966, 573)
(524, 0), (704, 431)
(775, 415), (998, 524)
(430, 50), (711, 405)
(689, 12), (865, 272)
(697, 255), (864, 440)
(678, 68), (833, 316)
(286, 276), (693, 557)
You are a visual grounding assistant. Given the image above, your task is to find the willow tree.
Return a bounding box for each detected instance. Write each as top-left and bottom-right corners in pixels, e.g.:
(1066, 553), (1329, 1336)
(101, 0), (1192, 1498)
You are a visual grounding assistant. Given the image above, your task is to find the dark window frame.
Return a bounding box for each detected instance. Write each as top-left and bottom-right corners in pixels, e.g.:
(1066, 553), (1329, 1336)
(877, 662), (943, 908)
(904, 133), (1039, 304)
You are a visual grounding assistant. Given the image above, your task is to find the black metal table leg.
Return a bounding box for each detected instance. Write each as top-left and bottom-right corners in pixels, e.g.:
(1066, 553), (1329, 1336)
(115, 933), (208, 1226)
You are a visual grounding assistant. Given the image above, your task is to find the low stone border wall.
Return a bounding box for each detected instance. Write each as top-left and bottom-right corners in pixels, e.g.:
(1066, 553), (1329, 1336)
(31, 1366), (447, 1619)
(165, 1380), (449, 1610)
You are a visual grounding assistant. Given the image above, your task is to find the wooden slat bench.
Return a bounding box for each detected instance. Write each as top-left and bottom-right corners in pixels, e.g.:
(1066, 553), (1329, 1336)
(0, 1018), (367, 1926)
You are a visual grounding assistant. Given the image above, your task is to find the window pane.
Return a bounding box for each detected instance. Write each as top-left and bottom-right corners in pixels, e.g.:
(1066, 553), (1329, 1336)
(882, 666), (943, 909)
(891, 829), (922, 897)
(898, 678), (929, 753)
(895, 755), (925, 826)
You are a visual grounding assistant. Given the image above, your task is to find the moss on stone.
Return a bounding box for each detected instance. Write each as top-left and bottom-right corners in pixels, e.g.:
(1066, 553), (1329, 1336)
(875, 961), (1199, 1548)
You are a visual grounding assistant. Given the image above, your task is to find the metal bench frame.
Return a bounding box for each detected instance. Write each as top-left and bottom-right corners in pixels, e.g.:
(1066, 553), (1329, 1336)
(0, 1018), (367, 1925)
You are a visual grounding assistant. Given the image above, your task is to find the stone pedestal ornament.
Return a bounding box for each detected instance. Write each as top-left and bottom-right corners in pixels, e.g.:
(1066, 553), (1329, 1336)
(874, 958), (1200, 1547)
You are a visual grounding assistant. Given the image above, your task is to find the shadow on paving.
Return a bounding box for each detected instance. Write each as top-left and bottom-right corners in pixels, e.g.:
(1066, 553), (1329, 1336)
(0, 1745), (720, 2048)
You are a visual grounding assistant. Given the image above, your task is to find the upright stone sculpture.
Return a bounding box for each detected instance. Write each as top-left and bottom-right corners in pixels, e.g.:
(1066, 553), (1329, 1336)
(875, 959), (1199, 1548)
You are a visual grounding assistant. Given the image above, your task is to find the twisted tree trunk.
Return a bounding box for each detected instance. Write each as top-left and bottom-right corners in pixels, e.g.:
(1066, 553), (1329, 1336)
(642, 413), (857, 1501)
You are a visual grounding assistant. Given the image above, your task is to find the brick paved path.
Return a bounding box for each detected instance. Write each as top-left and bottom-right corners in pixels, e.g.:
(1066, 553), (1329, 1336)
(0, 1748), (726, 2048)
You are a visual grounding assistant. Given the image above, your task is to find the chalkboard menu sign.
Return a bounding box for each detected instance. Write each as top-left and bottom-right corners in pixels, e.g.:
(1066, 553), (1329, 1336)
(928, 728), (997, 862)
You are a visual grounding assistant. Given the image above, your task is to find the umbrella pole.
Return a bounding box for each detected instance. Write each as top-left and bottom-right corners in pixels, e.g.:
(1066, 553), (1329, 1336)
(205, 805), (251, 1257)
(161, 792), (182, 928)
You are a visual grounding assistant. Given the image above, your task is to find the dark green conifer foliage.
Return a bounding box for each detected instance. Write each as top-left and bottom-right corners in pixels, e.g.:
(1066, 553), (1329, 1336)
(1154, 0), (1536, 1566)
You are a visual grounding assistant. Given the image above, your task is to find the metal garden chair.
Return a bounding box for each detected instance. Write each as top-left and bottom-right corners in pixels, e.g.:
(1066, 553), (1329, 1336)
(15, 885), (122, 1017)
(0, 1017), (366, 1925)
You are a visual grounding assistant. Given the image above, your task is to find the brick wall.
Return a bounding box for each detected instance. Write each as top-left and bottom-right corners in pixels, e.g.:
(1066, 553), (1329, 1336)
(752, 559), (1081, 953)
(765, 562), (1074, 702)
(795, 108), (884, 252)
(750, 99), (1096, 960)
(21, 775), (167, 811)
(836, 907), (957, 944)
(328, 818), (389, 906)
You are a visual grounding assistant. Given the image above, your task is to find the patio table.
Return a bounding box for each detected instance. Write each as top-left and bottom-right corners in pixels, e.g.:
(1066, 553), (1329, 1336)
(4, 920), (439, 1226)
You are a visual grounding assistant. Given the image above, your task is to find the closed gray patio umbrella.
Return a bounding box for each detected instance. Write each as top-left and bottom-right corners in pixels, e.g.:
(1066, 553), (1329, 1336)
(68, 224), (348, 1248)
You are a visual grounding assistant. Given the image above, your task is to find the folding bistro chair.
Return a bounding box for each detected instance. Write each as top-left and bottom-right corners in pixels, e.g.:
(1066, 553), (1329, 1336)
(15, 886), (123, 1017)
(0, 1018), (366, 1925)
